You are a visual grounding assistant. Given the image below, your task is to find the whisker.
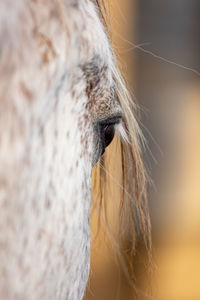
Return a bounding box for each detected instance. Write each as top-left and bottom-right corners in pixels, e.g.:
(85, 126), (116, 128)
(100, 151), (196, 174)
(113, 32), (200, 77)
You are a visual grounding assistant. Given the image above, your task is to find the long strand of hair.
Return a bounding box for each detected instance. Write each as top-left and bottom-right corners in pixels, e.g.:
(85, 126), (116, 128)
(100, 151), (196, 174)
(92, 0), (152, 280)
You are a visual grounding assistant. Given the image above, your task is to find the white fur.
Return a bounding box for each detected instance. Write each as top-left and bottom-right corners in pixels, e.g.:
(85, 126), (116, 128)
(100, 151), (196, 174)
(0, 0), (120, 299)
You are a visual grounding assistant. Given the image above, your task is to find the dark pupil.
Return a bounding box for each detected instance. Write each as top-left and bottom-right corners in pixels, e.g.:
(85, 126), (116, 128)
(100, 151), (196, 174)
(104, 124), (115, 147)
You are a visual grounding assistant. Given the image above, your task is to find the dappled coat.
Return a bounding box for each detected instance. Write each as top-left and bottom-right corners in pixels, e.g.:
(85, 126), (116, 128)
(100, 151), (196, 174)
(0, 0), (148, 299)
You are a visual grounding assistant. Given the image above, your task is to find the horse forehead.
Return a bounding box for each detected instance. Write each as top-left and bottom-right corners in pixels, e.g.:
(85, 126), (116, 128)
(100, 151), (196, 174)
(80, 2), (112, 67)
(57, 0), (113, 72)
(0, 1), (119, 299)
(38, 0), (114, 92)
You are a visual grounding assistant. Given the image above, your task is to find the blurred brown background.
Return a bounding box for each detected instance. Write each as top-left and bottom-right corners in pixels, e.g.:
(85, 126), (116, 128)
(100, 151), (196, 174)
(85, 0), (200, 299)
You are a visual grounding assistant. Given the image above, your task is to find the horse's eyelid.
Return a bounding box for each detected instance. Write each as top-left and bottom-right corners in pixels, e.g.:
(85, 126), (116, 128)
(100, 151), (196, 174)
(99, 115), (122, 126)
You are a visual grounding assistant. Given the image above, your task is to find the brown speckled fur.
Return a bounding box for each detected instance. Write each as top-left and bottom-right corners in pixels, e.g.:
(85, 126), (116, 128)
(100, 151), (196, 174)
(0, 0), (123, 299)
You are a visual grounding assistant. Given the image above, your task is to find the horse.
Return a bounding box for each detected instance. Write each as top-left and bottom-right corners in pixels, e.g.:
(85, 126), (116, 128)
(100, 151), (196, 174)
(0, 0), (150, 299)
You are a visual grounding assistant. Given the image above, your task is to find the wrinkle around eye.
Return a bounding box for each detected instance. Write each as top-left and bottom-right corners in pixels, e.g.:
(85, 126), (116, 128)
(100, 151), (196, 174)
(95, 111), (123, 125)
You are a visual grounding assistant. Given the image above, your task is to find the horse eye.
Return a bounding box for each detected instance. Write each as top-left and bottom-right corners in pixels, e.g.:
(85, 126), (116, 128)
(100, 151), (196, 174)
(96, 116), (121, 159)
(103, 124), (115, 148)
